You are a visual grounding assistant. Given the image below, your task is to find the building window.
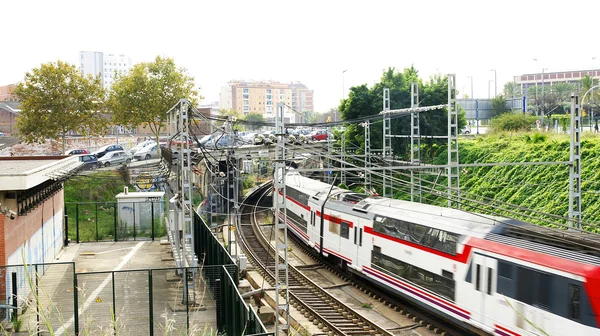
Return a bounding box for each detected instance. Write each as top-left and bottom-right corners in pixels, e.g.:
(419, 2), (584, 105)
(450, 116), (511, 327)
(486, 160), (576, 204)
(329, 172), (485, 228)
(243, 88), (249, 93)
(243, 94), (249, 99)
(266, 106), (273, 113)
(266, 101), (272, 106)
(243, 106), (249, 112)
(266, 94), (272, 100)
(243, 99), (249, 105)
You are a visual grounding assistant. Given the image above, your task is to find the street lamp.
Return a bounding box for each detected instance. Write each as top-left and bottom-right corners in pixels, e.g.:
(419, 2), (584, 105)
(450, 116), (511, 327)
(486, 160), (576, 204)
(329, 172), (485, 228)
(541, 67), (548, 116)
(533, 59), (539, 114)
(490, 69), (497, 97)
(467, 76), (473, 98)
(488, 80), (494, 99)
(340, 69), (347, 123)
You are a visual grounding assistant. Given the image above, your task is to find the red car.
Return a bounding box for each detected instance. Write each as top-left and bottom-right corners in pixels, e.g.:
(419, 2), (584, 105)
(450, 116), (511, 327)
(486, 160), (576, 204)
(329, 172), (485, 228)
(310, 130), (328, 141)
(66, 149), (90, 155)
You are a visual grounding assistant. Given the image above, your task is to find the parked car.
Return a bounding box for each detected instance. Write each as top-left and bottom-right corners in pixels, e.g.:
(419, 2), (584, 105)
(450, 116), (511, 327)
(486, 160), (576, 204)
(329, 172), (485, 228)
(461, 126), (471, 134)
(98, 150), (131, 167)
(76, 154), (99, 169)
(93, 144), (124, 158)
(130, 140), (156, 155)
(240, 132), (258, 145)
(134, 144), (159, 160)
(66, 149), (90, 155)
(0, 132), (4, 136)
(310, 130), (328, 141)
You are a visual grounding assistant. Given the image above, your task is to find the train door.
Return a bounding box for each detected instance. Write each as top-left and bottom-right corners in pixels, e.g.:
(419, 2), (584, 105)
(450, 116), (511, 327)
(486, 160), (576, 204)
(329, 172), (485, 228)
(354, 219), (364, 268)
(472, 254), (497, 327)
(308, 199), (319, 249)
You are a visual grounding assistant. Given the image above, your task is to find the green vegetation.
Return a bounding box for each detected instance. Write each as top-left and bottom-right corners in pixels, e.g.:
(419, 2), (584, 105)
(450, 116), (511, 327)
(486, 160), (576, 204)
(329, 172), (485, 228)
(64, 171), (166, 241)
(489, 113), (538, 133)
(419, 132), (600, 232)
(339, 67), (466, 159)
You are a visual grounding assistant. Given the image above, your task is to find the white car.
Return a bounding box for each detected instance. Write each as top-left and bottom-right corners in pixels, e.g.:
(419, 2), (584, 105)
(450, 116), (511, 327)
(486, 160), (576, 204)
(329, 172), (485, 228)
(130, 140), (156, 155)
(98, 150), (131, 167)
(134, 144), (159, 160)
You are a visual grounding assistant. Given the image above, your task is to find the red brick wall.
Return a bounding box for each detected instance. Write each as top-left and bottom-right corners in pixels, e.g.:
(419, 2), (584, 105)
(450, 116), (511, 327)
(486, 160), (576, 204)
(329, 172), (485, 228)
(0, 107), (17, 134)
(4, 190), (64, 264)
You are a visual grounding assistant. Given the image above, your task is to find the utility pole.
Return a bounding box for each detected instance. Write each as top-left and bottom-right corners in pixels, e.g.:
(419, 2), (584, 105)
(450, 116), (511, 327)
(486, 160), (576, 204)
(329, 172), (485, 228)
(569, 93), (581, 228)
(410, 82), (421, 203)
(447, 75), (459, 209)
(273, 102), (290, 335)
(382, 88), (391, 198)
(491, 69), (497, 97)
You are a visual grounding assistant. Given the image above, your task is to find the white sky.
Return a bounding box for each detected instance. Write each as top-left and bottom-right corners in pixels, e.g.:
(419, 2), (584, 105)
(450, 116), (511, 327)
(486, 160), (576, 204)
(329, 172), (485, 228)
(2, 0), (599, 112)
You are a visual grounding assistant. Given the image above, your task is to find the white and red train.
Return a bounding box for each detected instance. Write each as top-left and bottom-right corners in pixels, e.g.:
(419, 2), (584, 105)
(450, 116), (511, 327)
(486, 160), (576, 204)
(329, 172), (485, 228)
(278, 171), (600, 336)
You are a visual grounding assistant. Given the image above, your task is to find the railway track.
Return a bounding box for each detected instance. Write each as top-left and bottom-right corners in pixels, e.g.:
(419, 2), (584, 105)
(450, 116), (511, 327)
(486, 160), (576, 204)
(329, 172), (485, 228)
(237, 181), (483, 336)
(237, 182), (394, 336)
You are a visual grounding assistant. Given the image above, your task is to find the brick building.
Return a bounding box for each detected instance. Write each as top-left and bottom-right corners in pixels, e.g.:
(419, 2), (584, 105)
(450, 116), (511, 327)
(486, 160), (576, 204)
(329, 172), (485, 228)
(0, 155), (83, 314)
(0, 85), (16, 102)
(0, 102), (19, 134)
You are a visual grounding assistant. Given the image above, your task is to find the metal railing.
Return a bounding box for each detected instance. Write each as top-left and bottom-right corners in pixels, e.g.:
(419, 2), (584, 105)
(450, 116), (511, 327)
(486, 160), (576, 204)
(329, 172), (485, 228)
(0, 262), (270, 335)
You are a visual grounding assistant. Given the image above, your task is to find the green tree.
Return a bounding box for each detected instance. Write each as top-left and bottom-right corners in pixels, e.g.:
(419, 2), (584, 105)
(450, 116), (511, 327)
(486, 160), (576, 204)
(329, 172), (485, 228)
(243, 112), (265, 130)
(14, 61), (106, 154)
(109, 56), (198, 146)
(339, 67), (466, 159)
(503, 82), (522, 98)
(581, 75), (600, 113)
(491, 95), (509, 116)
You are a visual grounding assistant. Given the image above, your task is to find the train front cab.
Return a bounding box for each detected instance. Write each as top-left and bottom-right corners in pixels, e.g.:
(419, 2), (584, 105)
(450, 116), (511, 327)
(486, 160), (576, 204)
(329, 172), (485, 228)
(462, 247), (600, 336)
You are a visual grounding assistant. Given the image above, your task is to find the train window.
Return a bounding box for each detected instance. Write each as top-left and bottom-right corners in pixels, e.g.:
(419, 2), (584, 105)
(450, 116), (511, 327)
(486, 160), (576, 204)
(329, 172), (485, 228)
(373, 216), (458, 255)
(487, 267), (492, 295)
(340, 222), (350, 239)
(475, 264), (481, 291)
(498, 261), (512, 279)
(371, 249), (455, 301)
(516, 267), (535, 304)
(536, 273), (551, 310)
(359, 228), (363, 246)
(354, 227), (357, 244)
(442, 270), (453, 280)
(569, 284), (580, 320)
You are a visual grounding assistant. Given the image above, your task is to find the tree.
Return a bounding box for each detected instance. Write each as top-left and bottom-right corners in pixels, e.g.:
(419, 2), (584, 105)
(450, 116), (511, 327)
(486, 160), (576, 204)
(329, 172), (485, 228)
(109, 56), (198, 146)
(243, 113), (265, 131)
(503, 82), (522, 98)
(338, 67), (466, 159)
(14, 61), (106, 154)
(581, 75), (600, 113)
(490, 95), (509, 116)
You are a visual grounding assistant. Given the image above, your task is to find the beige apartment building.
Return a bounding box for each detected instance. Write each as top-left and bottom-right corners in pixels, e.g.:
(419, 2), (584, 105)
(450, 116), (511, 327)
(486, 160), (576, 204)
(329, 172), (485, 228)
(220, 80), (314, 123)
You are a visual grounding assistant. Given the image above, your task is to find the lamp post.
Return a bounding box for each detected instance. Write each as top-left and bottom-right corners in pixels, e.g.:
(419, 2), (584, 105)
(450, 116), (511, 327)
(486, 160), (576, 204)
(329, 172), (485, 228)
(340, 70), (347, 123)
(533, 59), (539, 114)
(488, 80), (494, 99)
(541, 67), (548, 116)
(490, 69), (497, 97)
(467, 76), (473, 98)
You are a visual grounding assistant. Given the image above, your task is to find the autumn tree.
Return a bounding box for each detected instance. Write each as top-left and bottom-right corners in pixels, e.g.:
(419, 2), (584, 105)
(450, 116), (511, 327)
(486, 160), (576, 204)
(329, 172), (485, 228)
(109, 56), (198, 146)
(14, 61), (106, 154)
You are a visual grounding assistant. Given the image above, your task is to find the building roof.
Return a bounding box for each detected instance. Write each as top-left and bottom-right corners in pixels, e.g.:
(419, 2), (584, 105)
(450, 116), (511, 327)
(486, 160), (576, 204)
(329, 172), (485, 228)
(115, 191), (165, 199)
(0, 156), (84, 190)
(0, 102), (20, 113)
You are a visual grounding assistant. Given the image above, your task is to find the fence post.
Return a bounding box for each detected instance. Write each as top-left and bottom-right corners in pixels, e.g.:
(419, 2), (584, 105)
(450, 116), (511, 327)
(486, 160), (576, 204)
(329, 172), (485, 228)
(113, 202), (118, 242)
(151, 202), (155, 241)
(148, 269), (153, 335)
(75, 203), (80, 243)
(216, 278), (223, 333)
(73, 268), (79, 335)
(11, 272), (17, 321)
(133, 202), (136, 241)
(95, 203), (99, 242)
(184, 267), (189, 333)
(112, 272), (116, 335)
(64, 214), (69, 247)
(35, 264), (40, 334)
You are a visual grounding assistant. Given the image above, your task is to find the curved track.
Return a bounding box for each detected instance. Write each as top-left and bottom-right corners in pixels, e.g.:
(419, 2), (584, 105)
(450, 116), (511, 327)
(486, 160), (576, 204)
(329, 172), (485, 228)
(237, 181), (394, 336)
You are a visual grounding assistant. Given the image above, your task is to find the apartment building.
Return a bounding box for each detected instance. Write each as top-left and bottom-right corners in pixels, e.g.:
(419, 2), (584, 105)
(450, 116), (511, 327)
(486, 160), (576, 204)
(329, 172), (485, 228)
(80, 51), (132, 90)
(0, 85), (17, 102)
(220, 80), (314, 123)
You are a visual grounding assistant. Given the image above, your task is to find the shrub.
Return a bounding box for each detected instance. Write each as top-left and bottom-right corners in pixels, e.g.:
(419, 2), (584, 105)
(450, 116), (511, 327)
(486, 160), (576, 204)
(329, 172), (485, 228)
(490, 113), (538, 133)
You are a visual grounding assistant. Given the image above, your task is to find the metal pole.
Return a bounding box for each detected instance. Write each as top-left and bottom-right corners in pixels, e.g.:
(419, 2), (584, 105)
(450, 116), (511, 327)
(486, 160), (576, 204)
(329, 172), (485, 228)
(341, 131), (346, 185)
(570, 93), (582, 228)
(382, 88), (391, 198)
(148, 270), (154, 335)
(447, 74), (459, 209)
(274, 102), (290, 335)
(542, 68), (546, 116)
(113, 202), (118, 242)
(75, 203), (79, 243)
(410, 82), (421, 203)
(494, 69), (497, 97)
(364, 121), (371, 193)
(470, 76), (473, 98)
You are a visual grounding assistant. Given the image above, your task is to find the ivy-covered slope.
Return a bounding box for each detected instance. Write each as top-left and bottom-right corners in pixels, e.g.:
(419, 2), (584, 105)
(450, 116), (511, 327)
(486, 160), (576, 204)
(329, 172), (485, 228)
(428, 133), (600, 231)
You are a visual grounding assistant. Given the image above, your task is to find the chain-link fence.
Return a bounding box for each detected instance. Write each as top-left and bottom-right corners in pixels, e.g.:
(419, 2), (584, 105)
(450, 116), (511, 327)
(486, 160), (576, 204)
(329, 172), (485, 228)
(66, 201), (167, 243)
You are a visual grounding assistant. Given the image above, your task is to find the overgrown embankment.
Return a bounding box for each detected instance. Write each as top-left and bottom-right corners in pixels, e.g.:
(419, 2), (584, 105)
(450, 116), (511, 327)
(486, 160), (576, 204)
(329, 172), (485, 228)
(430, 132), (600, 231)
(64, 171), (132, 203)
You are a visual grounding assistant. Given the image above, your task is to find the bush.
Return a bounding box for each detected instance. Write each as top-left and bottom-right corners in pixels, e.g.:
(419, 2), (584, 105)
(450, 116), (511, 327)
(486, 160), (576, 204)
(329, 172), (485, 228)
(490, 113), (538, 132)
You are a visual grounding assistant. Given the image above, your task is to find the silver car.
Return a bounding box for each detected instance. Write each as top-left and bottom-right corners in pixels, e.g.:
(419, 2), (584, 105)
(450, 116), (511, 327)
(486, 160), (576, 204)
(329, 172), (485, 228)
(134, 144), (159, 160)
(98, 150), (131, 167)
